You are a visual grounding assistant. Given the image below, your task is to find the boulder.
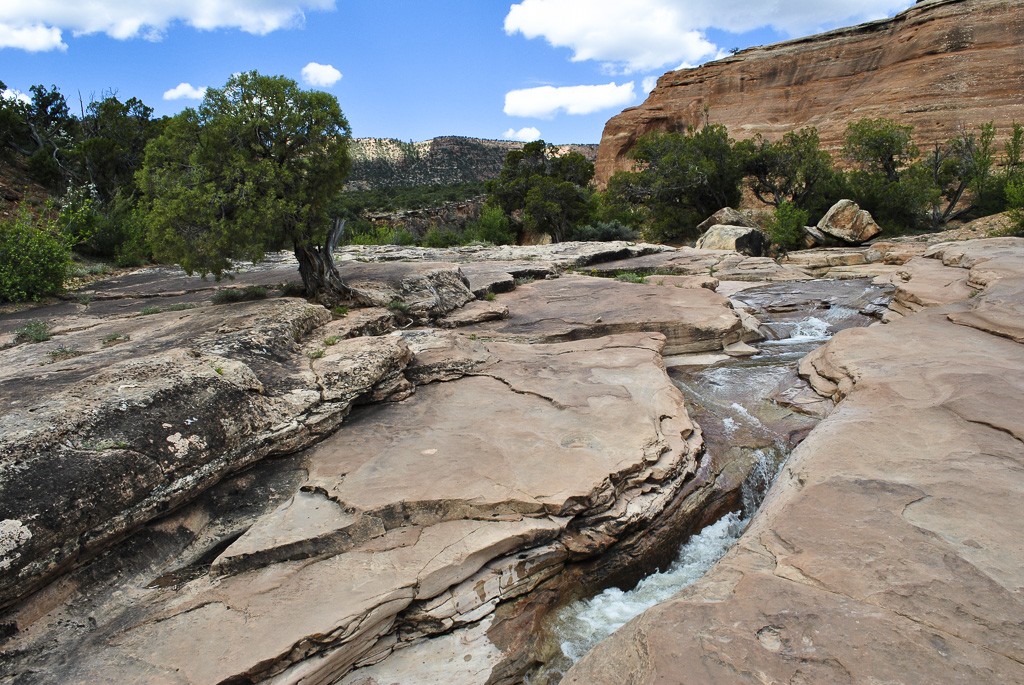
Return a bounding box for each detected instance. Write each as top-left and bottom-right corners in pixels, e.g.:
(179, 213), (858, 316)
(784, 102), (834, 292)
(695, 207), (757, 234)
(816, 199), (882, 244)
(695, 224), (770, 256)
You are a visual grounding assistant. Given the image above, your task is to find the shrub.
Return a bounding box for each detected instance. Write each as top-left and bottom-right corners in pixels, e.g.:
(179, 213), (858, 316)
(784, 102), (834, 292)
(565, 221), (638, 242)
(0, 211), (72, 302)
(211, 285), (268, 304)
(614, 271), (647, 284)
(465, 204), (516, 245)
(421, 225), (462, 248)
(140, 305), (162, 315)
(1006, 180), (1024, 237)
(764, 201), (809, 251)
(15, 320), (52, 343)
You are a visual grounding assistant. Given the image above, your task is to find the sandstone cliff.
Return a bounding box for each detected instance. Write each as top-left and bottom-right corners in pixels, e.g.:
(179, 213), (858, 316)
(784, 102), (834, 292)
(595, 0), (1024, 186)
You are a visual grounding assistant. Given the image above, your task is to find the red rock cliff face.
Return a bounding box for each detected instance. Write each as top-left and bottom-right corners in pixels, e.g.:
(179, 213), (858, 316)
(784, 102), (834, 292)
(595, 0), (1024, 187)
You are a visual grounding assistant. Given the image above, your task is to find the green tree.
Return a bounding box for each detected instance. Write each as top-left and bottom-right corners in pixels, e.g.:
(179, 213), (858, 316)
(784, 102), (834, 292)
(138, 71), (353, 305)
(608, 125), (746, 243)
(842, 118), (936, 231)
(745, 128), (835, 213)
(843, 118), (918, 183)
(486, 140), (595, 241)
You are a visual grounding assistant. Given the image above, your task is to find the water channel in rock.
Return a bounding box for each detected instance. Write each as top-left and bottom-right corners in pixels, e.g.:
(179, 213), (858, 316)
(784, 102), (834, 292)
(542, 277), (893, 678)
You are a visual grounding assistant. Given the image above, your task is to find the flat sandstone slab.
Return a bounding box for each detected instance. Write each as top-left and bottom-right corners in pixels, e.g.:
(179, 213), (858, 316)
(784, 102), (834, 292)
(464, 274), (743, 355)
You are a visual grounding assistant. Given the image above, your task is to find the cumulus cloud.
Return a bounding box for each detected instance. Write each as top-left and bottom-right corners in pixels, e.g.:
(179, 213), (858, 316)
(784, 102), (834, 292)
(503, 127), (542, 142)
(504, 82), (636, 118)
(301, 62), (342, 87)
(642, 76), (659, 94)
(0, 0), (335, 51)
(163, 82), (207, 101)
(0, 22), (66, 51)
(2, 87), (32, 104)
(505, 0), (913, 73)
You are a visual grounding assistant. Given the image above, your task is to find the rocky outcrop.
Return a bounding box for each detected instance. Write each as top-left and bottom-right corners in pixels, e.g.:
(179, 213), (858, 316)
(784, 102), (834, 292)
(595, 0), (1024, 186)
(0, 299), (413, 610)
(588, 246), (811, 281)
(695, 224), (770, 256)
(815, 199), (882, 244)
(567, 237), (1024, 683)
(463, 274), (744, 355)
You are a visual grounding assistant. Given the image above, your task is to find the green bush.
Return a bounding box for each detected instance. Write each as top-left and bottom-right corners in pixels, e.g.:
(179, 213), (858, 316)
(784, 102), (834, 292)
(1005, 180), (1024, 237)
(465, 204), (515, 245)
(614, 271), (646, 284)
(565, 221), (638, 242)
(421, 225), (462, 248)
(0, 211), (72, 302)
(765, 201), (809, 251)
(14, 320), (52, 343)
(211, 285), (268, 304)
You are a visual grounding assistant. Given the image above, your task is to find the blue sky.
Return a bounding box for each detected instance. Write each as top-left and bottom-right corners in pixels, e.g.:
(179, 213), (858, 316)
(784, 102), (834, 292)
(1, 0), (914, 144)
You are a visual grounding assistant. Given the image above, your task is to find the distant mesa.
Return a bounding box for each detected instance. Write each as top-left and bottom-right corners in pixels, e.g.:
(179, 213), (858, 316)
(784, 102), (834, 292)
(348, 136), (598, 190)
(595, 0), (1024, 187)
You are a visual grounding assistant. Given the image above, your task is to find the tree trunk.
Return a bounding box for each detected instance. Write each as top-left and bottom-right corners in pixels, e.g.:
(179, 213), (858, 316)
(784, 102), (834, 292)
(293, 219), (352, 307)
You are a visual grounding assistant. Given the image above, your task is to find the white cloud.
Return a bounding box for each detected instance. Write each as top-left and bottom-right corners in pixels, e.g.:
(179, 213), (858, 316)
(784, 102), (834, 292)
(301, 62), (342, 87)
(0, 0), (335, 52)
(163, 82), (207, 101)
(642, 76), (659, 94)
(2, 87), (32, 104)
(0, 22), (66, 51)
(503, 127), (542, 142)
(504, 82), (636, 118)
(505, 0), (914, 73)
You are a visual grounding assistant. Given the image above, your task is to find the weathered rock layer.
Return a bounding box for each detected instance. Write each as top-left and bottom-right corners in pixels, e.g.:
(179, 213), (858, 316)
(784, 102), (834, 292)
(596, 0), (1024, 186)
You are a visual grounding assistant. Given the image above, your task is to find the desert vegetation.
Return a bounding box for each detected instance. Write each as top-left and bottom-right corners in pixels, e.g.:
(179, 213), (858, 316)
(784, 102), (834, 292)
(2, 70), (1022, 303)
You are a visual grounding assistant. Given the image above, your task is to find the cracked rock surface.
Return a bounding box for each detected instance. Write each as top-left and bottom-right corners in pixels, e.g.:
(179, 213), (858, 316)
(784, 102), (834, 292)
(566, 238), (1024, 683)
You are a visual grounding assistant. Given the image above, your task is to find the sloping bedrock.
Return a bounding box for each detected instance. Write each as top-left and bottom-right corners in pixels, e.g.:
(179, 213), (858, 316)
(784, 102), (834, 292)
(587, 247), (811, 281)
(48, 332), (701, 684)
(335, 260), (475, 319)
(567, 255), (1024, 683)
(464, 274), (744, 355)
(0, 298), (413, 610)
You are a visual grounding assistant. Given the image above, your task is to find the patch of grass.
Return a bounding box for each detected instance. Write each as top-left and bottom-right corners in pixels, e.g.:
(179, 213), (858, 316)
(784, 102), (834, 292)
(102, 332), (130, 346)
(167, 302), (198, 312)
(15, 320), (51, 343)
(48, 344), (85, 361)
(75, 293), (93, 305)
(307, 348), (326, 359)
(614, 271), (647, 284)
(140, 305), (162, 315)
(213, 366), (224, 375)
(279, 281), (307, 297)
(331, 305), (349, 318)
(387, 299), (411, 313)
(483, 291), (496, 302)
(514, 276), (535, 286)
(211, 285), (268, 304)
(323, 335), (340, 346)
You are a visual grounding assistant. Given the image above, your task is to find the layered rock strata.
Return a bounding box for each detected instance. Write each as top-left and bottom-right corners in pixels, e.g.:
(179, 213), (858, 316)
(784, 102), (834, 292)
(0, 243), (760, 683)
(595, 0), (1024, 186)
(567, 237), (1024, 682)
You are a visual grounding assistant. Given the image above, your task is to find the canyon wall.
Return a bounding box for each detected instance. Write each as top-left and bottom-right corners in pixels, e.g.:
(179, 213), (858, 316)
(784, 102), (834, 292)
(595, 0), (1024, 187)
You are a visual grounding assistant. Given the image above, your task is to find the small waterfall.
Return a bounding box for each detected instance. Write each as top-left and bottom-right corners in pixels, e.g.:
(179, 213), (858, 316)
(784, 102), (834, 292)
(551, 511), (748, 667)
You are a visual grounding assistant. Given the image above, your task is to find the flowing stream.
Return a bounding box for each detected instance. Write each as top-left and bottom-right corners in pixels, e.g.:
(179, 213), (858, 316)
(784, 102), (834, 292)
(545, 278), (892, 677)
